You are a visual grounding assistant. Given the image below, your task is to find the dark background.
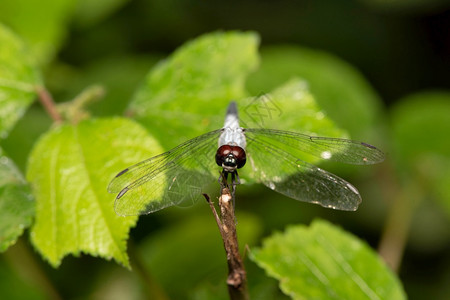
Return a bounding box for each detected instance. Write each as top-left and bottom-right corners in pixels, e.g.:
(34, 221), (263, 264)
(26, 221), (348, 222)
(62, 0), (450, 107)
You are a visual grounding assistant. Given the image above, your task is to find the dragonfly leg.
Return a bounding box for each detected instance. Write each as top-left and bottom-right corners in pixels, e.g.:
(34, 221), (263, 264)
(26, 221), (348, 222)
(231, 171), (241, 209)
(218, 171), (229, 189)
(217, 170), (239, 211)
(233, 171), (241, 185)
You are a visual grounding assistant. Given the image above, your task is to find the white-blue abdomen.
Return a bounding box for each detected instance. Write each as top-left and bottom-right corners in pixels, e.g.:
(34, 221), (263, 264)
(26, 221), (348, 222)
(218, 102), (246, 150)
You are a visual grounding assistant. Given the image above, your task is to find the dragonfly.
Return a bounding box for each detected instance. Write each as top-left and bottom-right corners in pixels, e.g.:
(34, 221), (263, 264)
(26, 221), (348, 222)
(108, 102), (385, 216)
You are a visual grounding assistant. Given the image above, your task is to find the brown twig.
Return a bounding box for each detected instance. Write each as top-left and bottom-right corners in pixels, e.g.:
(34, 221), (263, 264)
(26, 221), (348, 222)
(35, 85), (63, 123)
(205, 193), (224, 235)
(204, 184), (249, 300)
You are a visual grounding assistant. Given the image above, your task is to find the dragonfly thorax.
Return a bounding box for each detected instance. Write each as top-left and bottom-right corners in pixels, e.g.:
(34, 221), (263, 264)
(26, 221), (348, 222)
(215, 145), (246, 172)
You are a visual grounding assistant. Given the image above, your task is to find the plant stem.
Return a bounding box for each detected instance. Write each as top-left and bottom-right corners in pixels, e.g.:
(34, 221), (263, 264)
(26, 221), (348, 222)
(377, 165), (422, 272)
(4, 238), (62, 300)
(58, 85), (105, 123)
(378, 194), (413, 272)
(35, 85), (63, 123)
(204, 187), (249, 300)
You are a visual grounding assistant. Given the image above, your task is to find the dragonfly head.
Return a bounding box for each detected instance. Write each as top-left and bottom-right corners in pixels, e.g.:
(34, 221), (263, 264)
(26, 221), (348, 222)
(215, 145), (246, 172)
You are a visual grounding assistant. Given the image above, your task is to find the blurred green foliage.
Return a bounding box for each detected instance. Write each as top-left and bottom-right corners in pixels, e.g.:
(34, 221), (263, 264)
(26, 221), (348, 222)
(390, 92), (450, 246)
(0, 24), (41, 139)
(390, 92), (450, 172)
(139, 212), (262, 299)
(0, 0), (449, 299)
(0, 258), (46, 300)
(246, 46), (384, 142)
(0, 0), (76, 66)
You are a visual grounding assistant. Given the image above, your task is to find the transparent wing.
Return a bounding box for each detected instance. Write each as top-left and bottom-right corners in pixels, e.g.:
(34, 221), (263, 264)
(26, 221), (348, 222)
(245, 128), (385, 165)
(108, 129), (222, 216)
(244, 129), (384, 210)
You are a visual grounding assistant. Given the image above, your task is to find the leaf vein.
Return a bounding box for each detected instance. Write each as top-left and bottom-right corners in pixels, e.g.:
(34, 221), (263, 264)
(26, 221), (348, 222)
(297, 251), (339, 299)
(73, 126), (125, 261)
(49, 142), (60, 259)
(316, 233), (381, 300)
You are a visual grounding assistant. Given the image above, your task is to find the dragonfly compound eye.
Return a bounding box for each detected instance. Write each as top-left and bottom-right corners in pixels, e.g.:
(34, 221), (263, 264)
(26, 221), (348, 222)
(232, 146), (246, 169)
(215, 145), (246, 171)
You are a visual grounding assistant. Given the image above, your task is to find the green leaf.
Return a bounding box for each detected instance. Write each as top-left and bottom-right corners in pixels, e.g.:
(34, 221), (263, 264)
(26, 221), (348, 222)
(0, 0), (77, 65)
(129, 31), (260, 149)
(26, 118), (163, 267)
(250, 219), (406, 300)
(0, 24), (41, 139)
(390, 91), (450, 217)
(0, 148), (34, 252)
(241, 78), (347, 138)
(246, 46), (383, 140)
